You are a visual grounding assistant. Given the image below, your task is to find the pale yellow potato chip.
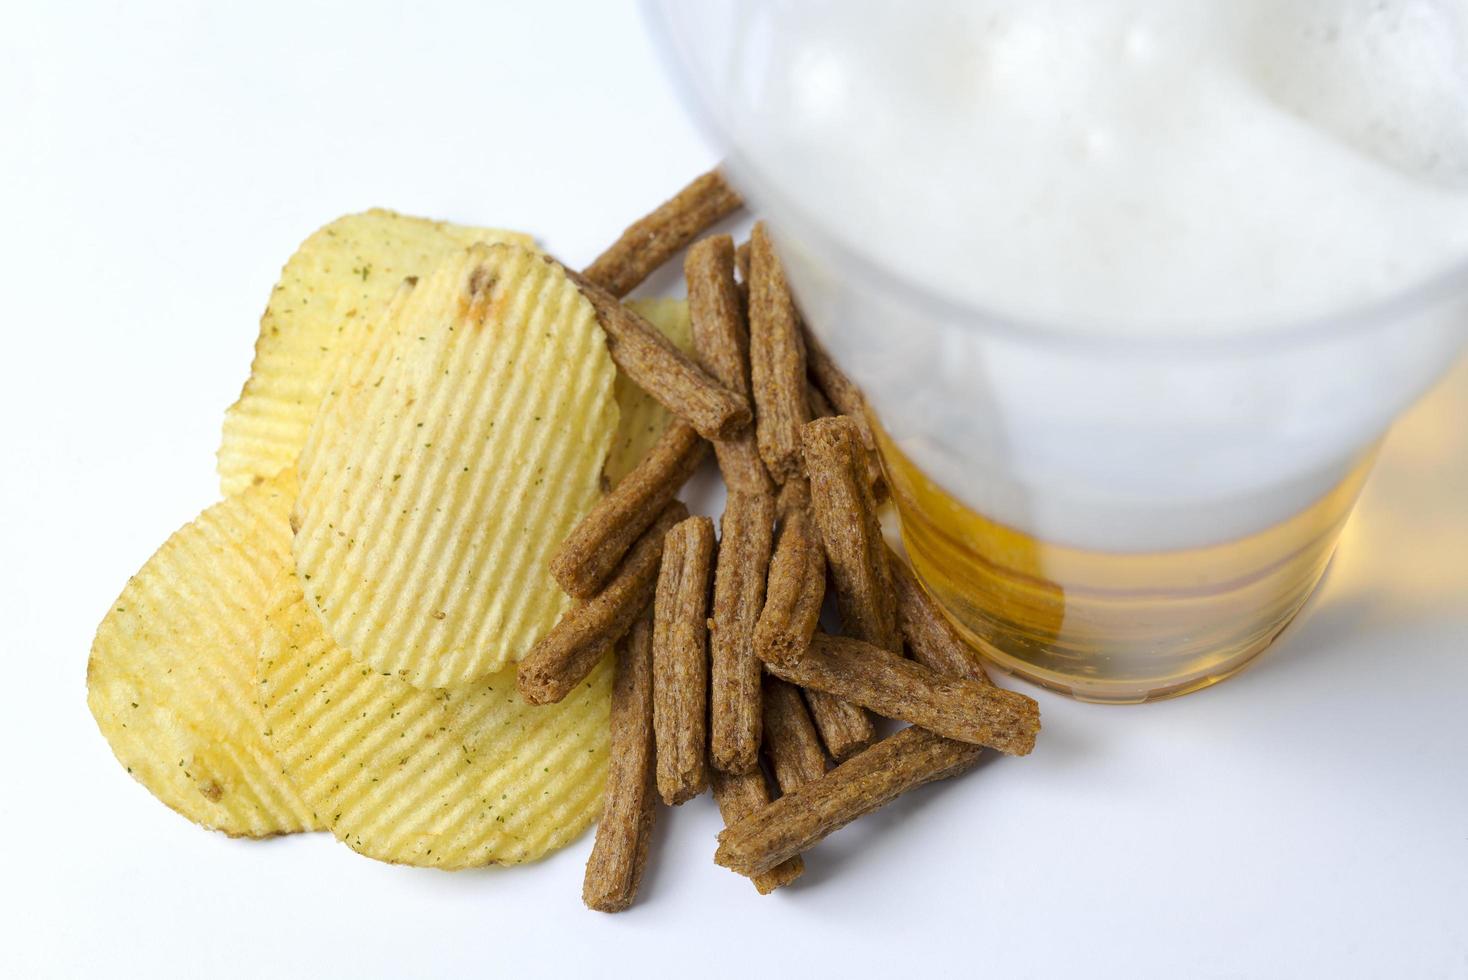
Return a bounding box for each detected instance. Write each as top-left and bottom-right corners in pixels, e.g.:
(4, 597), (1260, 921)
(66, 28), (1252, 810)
(293, 243), (619, 688)
(294, 277), (419, 482)
(87, 476), (319, 837)
(218, 209), (533, 496)
(305, 291), (686, 492)
(605, 298), (692, 486)
(259, 578), (610, 868)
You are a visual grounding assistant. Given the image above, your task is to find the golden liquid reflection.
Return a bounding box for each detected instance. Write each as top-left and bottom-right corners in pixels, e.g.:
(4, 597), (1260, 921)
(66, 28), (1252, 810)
(1318, 356), (1468, 620)
(879, 355), (1468, 703)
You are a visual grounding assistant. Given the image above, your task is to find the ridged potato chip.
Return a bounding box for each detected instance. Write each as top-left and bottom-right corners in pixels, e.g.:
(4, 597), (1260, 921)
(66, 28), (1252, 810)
(218, 209), (533, 495)
(86, 477), (319, 837)
(305, 291), (686, 492)
(259, 579), (611, 867)
(294, 276), (418, 482)
(605, 298), (692, 486)
(293, 243), (619, 688)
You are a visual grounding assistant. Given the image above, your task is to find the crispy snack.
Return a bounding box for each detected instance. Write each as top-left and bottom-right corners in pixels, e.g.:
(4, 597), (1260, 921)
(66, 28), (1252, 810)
(806, 382), (888, 500)
(802, 416), (901, 654)
(711, 767), (805, 893)
(748, 223), (810, 482)
(653, 516), (716, 805)
(801, 332), (886, 499)
(764, 633), (1040, 755)
(775, 473), (811, 519)
(686, 235), (772, 494)
(520, 502), (689, 705)
(798, 415), (892, 758)
(719, 564), (1012, 878)
(583, 612), (658, 912)
(552, 419), (707, 600)
(799, 690), (876, 763)
(607, 298), (695, 486)
(86, 477), (318, 838)
(762, 676), (829, 794)
(218, 210), (532, 495)
(802, 321), (877, 453)
(890, 553), (991, 686)
(568, 266), (750, 441)
(259, 578), (610, 868)
(764, 474), (873, 759)
(583, 169), (743, 298)
(752, 501), (825, 669)
(294, 243), (620, 688)
(715, 726), (981, 877)
(767, 473), (873, 758)
(710, 490), (776, 774)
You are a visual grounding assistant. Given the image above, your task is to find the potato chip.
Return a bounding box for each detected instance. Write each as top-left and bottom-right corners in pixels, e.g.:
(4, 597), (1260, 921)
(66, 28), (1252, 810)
(293, 277), (418, 485)
(218, 209), (533, 496)
(259, 578), (611, 867)
(293, 243), (619, 688)
(605, 298), (692, 486)
(306, 290), (686, 492)
(86, 477), (319, 837)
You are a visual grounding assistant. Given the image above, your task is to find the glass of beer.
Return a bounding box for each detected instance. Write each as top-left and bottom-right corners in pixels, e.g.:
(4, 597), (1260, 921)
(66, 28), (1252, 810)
(647, 0), (1468, 702)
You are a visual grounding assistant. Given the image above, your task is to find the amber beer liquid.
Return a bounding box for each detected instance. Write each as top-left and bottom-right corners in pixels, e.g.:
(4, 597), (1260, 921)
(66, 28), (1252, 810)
(878, 424), (1376, 703)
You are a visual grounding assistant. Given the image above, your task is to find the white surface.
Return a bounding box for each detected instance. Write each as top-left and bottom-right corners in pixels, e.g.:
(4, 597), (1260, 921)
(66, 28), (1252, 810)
(2, 3), (1466, 978)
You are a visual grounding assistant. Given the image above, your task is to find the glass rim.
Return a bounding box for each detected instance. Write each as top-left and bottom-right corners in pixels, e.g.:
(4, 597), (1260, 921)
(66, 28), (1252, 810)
(642, 0), (1468, 356)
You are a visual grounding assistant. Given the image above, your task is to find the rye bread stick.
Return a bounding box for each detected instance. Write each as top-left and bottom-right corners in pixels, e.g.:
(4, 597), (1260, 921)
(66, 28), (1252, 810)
(710, 489), (776, 774)
(741, 238), (880, 487)
(800, 326), (886, 498)
(775, 472), (811, 519)
(711, 766), (805, 893)
(583, 169), (744, 298)
(653, 515), (716, 805)
(890, 552), (991, 686)
(582, 611), (657, 913)
(764, 633), (1040, 755)
(764, 472), (873, 757)
(551, 419), (707, 599)
(519, 502), (689, 705)
(802, 689), (876, 763)
(720, 586), (1006, 880)
(752, 501), (825, 668)
(802, 416), (901, 654)
(748, 222), (811, 482)
(806, 378), (886, 500)
(686, 235), (772, 494)
(567, 267), (752, 440)
(762, 675), (829, 794)
(715, 725), (982, 877)
(802, 320), (877, 453)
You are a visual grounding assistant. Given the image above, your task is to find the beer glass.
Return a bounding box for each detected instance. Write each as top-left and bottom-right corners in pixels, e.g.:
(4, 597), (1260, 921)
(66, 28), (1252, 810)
(645, 1), (1468, 701)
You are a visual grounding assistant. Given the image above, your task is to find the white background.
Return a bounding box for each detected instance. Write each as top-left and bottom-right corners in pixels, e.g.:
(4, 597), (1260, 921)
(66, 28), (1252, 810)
(3, 2), (1467, 977)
